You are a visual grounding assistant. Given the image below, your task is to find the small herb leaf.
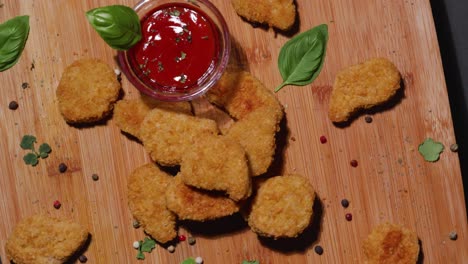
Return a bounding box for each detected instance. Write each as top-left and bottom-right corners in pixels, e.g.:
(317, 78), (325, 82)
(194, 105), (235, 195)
(136, 250), (145, 260)
(242, 261), (259, 264)
(39, 152), (48, 159)
(418, 138), (444, 162)
(23, 153), (38, 166)
(140, 237), (156, 253)
(275, 24), (328, 92)
(181, 258), (196, 264)
(0, 15), (30, 71)
(20, 135), (36, 150)
(38, 143), (51, 154)
(86, 5), (142, 50)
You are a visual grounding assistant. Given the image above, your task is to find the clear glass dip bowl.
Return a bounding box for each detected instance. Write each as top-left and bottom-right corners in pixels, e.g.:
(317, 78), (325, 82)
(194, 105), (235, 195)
(118, 0), (230, 102)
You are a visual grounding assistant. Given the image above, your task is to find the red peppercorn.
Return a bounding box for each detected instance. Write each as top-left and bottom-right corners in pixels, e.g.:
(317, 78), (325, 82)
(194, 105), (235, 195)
(319, 135), (327, 144)
(178, 235), (186, 242)
(350, 159), (358, 167)
(53, 200), (61, 209)
(345, 213), (352, 221)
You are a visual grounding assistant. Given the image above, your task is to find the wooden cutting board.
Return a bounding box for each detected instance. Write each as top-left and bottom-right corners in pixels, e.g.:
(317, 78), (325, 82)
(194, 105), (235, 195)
(0, 0), (466, 263)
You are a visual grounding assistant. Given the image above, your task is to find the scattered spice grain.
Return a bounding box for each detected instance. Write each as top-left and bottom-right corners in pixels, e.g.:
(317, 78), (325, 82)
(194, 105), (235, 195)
(21, 82), (29, 89)
(449, 231), (458, 241)
(167, 245), (175, 253)
(53, 200), (61, 209)
(58, 163), (67, 173)
(341, 199), (349, 208)
(350, 159), (358, 167)
(78, 255), (88, 263)
(450, 143), (458, 152)
(320, 135), (327, 144)
(188, 236), (196, 245)
(91, 173), (99, 181)
(364, 116), (373, 123)
(178, 234), (186, 242)
(314, 245), (324, 255)
(345, 213), (352, 221)
(8, 101), (18, 110)
(132, 220), (140, 229)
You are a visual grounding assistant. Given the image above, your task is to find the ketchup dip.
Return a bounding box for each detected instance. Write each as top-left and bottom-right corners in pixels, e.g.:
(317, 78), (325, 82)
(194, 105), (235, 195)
(119, 0), (230, 101)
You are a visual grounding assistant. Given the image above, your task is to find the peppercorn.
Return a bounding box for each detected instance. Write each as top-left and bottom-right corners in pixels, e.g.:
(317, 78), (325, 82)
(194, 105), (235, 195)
(58, 163), (67, 173)
(53, 200), (61, 209)
(132, 220), (140, 229)
(449, 231), (458, 241)
(91, 173), (99, 181)
(341, 199), (350, 208)
(21, 82), (29, 89)
(8, 101), (18, 110)
(450, 144), (459, 152)
(314, 245), (324, 255)
(320, 135), (327, 144)
(365, 116), (373, 123)
(78, 255), (88, 263)
(345, 213), (352, 221)
(188, 236), (196, 245)
(350, 160), (358, 167)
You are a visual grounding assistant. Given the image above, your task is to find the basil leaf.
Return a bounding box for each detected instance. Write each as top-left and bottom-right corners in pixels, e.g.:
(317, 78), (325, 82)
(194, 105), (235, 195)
(86, 5), (142, 50)
(0, 15), (30, 72)
(275, 24), (328, 92)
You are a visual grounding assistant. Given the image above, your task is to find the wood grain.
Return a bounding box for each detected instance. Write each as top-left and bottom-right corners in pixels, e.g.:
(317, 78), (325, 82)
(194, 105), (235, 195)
(1, 0), (467, 263)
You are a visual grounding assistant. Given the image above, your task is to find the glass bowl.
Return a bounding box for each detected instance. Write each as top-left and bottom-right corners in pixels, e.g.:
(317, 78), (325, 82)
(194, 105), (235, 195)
(118, 0), (230, 102)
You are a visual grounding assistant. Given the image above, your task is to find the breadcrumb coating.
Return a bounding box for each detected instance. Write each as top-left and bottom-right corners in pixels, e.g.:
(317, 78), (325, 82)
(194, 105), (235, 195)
(56, 58), (120, 123)
(127, 163), (177, 243)
(363, 223), (420, 264)
(329, 57), (401, 122)
(5, 214), (89, 264)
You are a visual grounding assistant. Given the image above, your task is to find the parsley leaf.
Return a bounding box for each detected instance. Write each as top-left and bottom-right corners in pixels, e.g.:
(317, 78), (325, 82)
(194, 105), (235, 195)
(20, 135), (36, 150)
(418, 138), (444, 162)
(242, 261), (259, 264)
(23, 153), (38, 166)
(20, 135), (51, 166)
(181, 258), (196, 264)
(140, 237), (156, 252)
(136, 237), (156, 260)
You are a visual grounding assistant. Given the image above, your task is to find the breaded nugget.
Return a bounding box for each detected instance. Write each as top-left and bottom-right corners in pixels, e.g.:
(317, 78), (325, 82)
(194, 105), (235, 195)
(248, 175), (315, 238)
(206, 69), (283, 123)
(231, 0), (296, 30)
(114, 95), (191, 138)
(226, 109), (280, 176)
(181, 134), (251, 201)
(56, 59), (120, 123)
(127, 163), (177, 243)
(165, 175), (240, 221)
(139, 108), (219, 166)
(329, 58), (401, 123)
(363, 223), (419, 264)
(5, 214), (89, 264)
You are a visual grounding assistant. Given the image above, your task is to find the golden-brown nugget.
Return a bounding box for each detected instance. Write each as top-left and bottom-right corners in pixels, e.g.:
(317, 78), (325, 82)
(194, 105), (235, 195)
(139, 108), (219, 166)
(127, 163), (177, 243)
(363, 223), (420, 264)
(113, 95), (192, 139)
(181, 134), (251, 201)
(56, 58), (120, 123)
(206, 69), (283, 123)
(248, 175), (315, 238)
(225, 109), (279, 176)
(166, 175), (240, 221)
(329, 58), (401, 123)
(5, 214), (89, 264)
(231, 0), (296, 30)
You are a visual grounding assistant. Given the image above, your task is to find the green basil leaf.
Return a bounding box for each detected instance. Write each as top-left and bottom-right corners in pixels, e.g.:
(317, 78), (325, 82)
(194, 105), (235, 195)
(86, 5), (141, 50)
(0, 15), (30, 72)
(20, 135), (36, 150)
(275, 24), (328, 92)
(38, 143), (52, 154)
(23, 153), (38, 166)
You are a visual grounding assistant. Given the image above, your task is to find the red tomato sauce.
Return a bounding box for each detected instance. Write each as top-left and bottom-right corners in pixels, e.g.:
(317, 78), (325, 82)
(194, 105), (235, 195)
(128, 3), (219, 92)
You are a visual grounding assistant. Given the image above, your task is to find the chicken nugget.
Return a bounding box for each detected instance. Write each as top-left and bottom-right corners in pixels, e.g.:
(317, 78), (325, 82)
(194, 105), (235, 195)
(165, 175), (240, 221)
(231, 0), (296, 30)
(127, 163), (177, 243)
(206, 69), (283, 123)
(363, 223), (420, 264)
(5, 214), (89, 264)
(140, 108), (219, 166)
(248, 175), (315, 238)
(114, 95), (191, 139)
(181, 134), (251, 201)
(226, 109), (280, 176)
(329, 58), (401, 123)
(56, 59), (120, 123)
